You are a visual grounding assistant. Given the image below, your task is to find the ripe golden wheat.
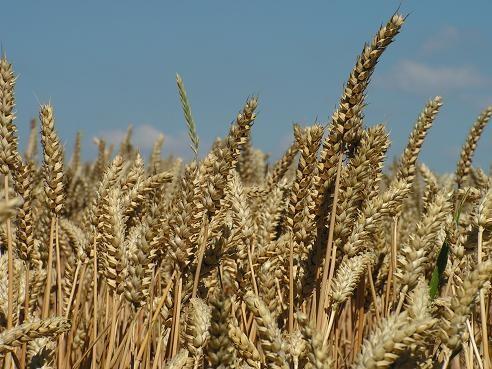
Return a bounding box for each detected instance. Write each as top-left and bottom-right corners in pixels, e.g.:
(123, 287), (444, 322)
(0, 11), (492, 369)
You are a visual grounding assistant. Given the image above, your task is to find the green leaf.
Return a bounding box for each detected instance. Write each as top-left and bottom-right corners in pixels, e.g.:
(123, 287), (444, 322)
(429, 240), (449, 300)
(429, 188), (469, 299)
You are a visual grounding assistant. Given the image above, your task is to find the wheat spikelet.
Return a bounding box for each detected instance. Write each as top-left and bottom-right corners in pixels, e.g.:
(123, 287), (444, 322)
(165, 349), (189, 369)
(256, 182), (287, 247)
(166, 162), (204, 271)
(0, 317), (70, 353)
(91, 154), (124, 237)
(122, 152), (145, 191)
(40, 104), (64, 215)
(396, 96), (442, 183)
(298, 313), (330, 369)
(469, 167), (490, 191)
(286, 124), (323, 244)
(182, 297), (211, 369)
(440, 260), (492, 351)
(14, 159), (37, 263)
(149, 133), (165, 174)
(119, 125), (134, 159)
(123, 223), (156, 307)
(456, 106), (492, 188)
(226, 97), (258, 167)
(419, 164), (439, 210)
(0, 253), (25, 326)
(228, 323), (261, 369)
(177, 74), (199, 157)
(244, 291), (288, 369)
(28, 268), (46, 316)
(334, 125), (390, 246)
(353, 309), (435, 369)
(265, 140), (298, 191)
(237, 131), (254, 185)
(207, 286), (235, 368)
(99, 185), (126, 292)
(0, 196), (21, 224)
(396, 191), (451, 293)
(344, 179), (411, 256)
(59, 218), (89, 262)
(199, 97), (258, 217)
(25, 118), (38, 163)
(330, 252), (374, 308)
(0, 56), (18, 175)
(70, 131), (82, 173)
(284, 329), (306, 369)
(223, 173), (255, 291)
(258, 258), (281, 318)
(91, 137), (107, 182)
(475, 188), (492, 227)
(27, 337), (56, 369)
(123, 170), (173, 217)
(318, 13), (405, 193)
(335, 13), (404, 142)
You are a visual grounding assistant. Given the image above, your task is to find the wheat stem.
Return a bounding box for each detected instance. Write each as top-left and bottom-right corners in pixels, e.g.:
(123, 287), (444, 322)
(134, 271), (176, 368)
(191, 219), (208, 299)
(4, 175), (13, 369)
(466, 318), (484, 369)
(42, 217), (56, 319)
(55, 216), (64, 369)
(170, 274), (183, 358)
(92, 239), (98, 369)
(317, 153), (343, 330)
(289, 233), (295, 333)
(103, 293), (120, 369)
(477, 225), (490, 369)
(367, 264), (381, 321)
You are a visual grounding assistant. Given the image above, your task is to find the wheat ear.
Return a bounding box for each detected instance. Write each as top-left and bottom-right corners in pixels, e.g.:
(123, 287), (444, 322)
(228, 323), (261, 369)
(440, 260), (492, 352)
(456, 106), (492, 188)
(0, 317), (70, 354)
(244, 291), (288, 369)
(396, 96), (442, 183)
(298, 313), (331, 369)
(183, 297), (211, 369)
(177, 74), (199, 157)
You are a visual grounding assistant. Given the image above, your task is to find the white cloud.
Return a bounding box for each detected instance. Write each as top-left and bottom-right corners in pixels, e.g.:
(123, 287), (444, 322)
(97, 128), (126, 148)
(379, 60), (487, 94)
(263, 129), (296, 162)
(97, 124), (193, 158)
(132, 124), (164, 150)
(160, 131), (195, 159)
(98, 124), (161, 150)
(422, 26), (460, 53)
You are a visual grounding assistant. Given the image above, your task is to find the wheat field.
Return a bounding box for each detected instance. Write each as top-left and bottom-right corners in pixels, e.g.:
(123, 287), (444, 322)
(0, 11), (491, 369)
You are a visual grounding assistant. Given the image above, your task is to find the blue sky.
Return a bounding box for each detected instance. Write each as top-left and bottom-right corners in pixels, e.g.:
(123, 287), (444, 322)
(1, 1), (491, 172)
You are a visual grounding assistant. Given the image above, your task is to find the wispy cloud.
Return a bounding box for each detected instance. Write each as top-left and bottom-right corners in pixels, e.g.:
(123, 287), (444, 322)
(421, 26), (460, 54)
(266, 129), (295, 161)
(379, 60), (487, 94)
(98, 124), (161, 150)
(97, 124), (193, 158)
